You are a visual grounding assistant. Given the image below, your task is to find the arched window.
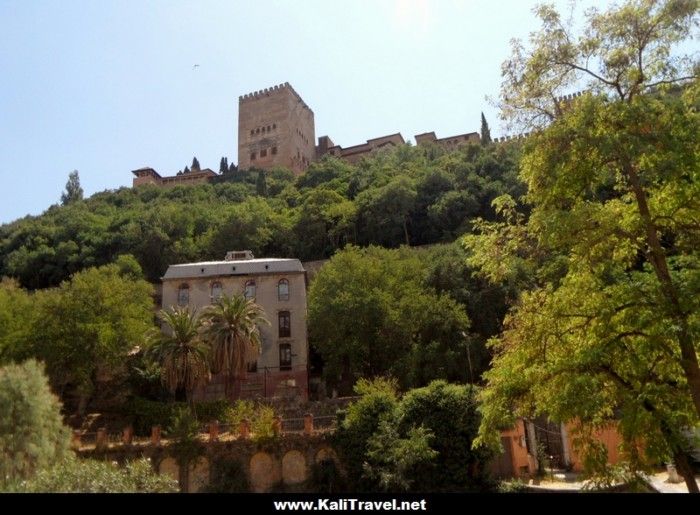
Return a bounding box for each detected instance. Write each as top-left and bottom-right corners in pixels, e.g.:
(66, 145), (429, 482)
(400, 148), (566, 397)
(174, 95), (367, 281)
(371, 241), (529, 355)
(177, 284), (189, 306)
(211, 281), (223, 301)
(277, 279), (289, 301)
(244, 280), (256, 301)
(278, 311), (291, 338)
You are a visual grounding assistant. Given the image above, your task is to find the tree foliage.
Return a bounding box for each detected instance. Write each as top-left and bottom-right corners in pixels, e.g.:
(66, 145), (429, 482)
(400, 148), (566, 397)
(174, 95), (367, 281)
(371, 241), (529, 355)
(0, 360), (70, 487)
(499, 0), (699, 129)
(61, 170), (84, 205)
(480, 112), (492, 145)
(13, 457), (177, 493)
(3, 259), (154, 411)
(0, 143), (523, 288)
(335, 378), (491, 492)
(147, 307), (210, 399)
(469, 0), (700, 491)
(201, 294), (267, 377)
(308, 245), (471, 394)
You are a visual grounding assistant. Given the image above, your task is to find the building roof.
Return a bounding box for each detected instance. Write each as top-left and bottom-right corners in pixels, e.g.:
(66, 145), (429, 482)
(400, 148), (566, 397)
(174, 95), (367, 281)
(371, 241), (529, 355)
(132, 167), (162, 178)
(162, 258), (305, 281)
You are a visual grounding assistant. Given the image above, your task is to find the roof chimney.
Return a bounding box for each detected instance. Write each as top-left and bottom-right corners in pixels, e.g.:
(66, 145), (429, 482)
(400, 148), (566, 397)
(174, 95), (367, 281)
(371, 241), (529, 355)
(224, 250), (255, 261)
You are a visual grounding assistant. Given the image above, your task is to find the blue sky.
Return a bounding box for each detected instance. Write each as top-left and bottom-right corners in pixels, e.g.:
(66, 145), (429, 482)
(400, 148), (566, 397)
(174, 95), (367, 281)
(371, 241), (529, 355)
(0, 0), (613, 224)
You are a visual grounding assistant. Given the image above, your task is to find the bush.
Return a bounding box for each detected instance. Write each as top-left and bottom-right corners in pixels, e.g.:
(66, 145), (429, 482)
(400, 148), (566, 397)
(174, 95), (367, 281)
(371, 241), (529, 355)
(333, 378), (399, 491)
(224, 400), (277, 442)
(124, 397), (230, 435)
(497, 479), (529, 493)
(335, 379), (492, 493)
(0, 360), (70, 487)
(12, 456), (177, 493)
(398, 380), (492, 491)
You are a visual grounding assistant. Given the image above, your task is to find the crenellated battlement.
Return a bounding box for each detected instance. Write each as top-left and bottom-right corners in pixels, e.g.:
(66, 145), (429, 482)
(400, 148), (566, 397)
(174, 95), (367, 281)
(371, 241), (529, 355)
(239, 82), (312, 111)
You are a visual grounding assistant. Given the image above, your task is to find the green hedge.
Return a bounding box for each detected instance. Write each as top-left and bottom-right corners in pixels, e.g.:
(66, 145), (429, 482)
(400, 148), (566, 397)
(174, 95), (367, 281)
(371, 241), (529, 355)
(124, 398), (230, 436)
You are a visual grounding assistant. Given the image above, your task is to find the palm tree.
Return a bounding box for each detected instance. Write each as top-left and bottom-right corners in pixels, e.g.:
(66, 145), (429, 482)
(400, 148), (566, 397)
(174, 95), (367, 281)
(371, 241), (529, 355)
(147, 307), (211, 402)
(201, 294), (268, 379)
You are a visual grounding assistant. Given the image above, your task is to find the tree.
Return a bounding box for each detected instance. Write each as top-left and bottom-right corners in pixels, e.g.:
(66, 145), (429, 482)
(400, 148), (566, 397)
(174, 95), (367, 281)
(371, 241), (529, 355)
(334, 378), (400, 491)
(61, 170), (83, 205)
(356, 177), (416, 247)
(0, 278), (33, 364)
(28, 261), (154, 413)
(256, 170), (267, 197)
(397, 381), (491, 491)
(219, 157), (229, 174)
(0, 360), (70, 487)
(470, 0), (700, 491)
(147, 307), (210, 402)
(191, 157), (201, 171)
(498, 0), (698, 129)
(201, 294), (267, 380)
(480, 112), (492, 145)
(228, 162), (238, 174)
(336, 378), (492, 493)
(294, 188), (352, 259)
(308, 245), (471, 393)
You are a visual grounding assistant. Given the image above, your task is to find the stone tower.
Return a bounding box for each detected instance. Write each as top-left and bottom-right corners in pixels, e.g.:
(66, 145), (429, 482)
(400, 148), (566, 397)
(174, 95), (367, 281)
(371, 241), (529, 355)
(237, 83), (315, 175)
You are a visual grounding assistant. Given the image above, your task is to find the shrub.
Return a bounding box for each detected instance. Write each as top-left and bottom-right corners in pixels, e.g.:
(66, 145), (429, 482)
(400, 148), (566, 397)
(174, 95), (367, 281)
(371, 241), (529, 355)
(0, 360), (70, 487)
(13, 456), (177, 493)
(224, 400), (277, 442)
(124, 397), (230, 435)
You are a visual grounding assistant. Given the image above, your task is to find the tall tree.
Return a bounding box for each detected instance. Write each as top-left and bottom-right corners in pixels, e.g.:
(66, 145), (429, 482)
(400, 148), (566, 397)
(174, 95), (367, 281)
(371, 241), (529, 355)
(469, 0), (700, 491)
(147, 307), (210, 402)
(201, 294), (267, 386)
(219, 157), (228, 174)
(191, 157), (201, 171)
(479, 112), (491, 145)
(60, 170), (83, 205)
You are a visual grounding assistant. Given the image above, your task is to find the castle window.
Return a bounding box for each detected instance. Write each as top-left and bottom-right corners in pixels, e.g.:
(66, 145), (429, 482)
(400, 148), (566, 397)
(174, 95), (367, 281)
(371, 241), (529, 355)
(250, 152), (256, 161)
(260, 149), (267, 157)
(278, 279), (289, 301)
(177, 284), (189, 306)
(256, 128), (260, 134)
(267, 125), (271, 131)
(273, 123), (276, 129)
(211, 281), (223, 302)
(278, 311), (291, 338)
(279, 343), (292, 371)
(244, 280), (256, 301)
(271, 146), (277, 155)
(250, 130), (254, 135)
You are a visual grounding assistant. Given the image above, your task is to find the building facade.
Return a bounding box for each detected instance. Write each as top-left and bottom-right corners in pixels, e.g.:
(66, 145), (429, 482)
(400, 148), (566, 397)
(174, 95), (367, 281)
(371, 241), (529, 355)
(237, 83), (316, 175)
(132, 167), (217, 188)
(161, 251), (309, 401)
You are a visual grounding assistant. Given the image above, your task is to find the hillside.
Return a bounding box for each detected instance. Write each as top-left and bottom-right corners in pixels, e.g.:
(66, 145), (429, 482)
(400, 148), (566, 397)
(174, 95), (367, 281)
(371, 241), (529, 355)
(0, 142), (524, 289)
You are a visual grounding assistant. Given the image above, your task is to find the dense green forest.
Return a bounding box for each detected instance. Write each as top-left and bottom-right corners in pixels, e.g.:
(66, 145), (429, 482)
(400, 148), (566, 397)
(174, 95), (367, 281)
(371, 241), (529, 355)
(0, 142), (523, 289)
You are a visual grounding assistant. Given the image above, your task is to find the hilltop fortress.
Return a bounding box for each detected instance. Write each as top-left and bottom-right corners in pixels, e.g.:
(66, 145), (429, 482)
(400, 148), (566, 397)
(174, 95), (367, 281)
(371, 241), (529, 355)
(132, 82), (482, 187)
